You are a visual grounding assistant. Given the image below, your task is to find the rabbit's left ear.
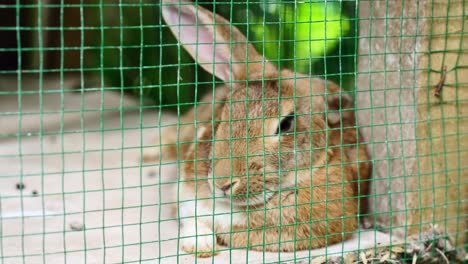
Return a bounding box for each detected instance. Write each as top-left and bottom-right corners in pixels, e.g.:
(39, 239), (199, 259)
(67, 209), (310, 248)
(161, 0), (276, 82)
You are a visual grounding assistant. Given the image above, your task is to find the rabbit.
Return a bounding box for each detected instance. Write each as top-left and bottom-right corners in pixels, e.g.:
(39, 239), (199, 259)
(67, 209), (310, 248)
(146, 0), (372, 257)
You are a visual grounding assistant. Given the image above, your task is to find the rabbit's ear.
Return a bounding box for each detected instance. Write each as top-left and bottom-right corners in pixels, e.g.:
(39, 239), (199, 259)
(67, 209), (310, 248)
(327, 93), (354, 126)
(161, 0), (275, 82)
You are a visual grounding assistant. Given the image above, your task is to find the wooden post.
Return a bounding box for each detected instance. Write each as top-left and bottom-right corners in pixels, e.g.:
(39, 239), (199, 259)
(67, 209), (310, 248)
(357, 0), (467, 246)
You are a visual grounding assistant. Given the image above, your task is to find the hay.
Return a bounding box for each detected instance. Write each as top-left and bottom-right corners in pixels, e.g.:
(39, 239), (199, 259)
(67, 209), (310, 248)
(285, 227), (466, 264)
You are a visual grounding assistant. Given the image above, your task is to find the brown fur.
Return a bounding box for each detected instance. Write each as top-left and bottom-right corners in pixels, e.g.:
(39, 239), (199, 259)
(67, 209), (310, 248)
(148, 0), (372, 256)
(180, 73), (365, 252)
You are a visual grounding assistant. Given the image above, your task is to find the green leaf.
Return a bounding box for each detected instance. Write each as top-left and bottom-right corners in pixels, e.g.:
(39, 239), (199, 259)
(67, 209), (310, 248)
(249, 1), (350, 73)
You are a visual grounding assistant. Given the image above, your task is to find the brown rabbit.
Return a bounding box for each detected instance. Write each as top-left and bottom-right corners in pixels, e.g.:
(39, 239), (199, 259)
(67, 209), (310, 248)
(145, 0), (371, 257)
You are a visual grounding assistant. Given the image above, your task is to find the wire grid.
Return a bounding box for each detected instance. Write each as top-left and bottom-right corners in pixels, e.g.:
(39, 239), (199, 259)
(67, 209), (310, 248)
(0, 0), (466, 263)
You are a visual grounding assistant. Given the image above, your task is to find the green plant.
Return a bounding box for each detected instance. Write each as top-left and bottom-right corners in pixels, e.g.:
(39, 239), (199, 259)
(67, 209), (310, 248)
(86, 0), (357, 112)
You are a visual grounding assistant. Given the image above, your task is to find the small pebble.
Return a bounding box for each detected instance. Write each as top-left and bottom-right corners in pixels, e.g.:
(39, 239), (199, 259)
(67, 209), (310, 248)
(32, 190), (38, 196)
(147, 170), (157, 178)
(16, 183), (25, 190)
(69, 221), (85, 231)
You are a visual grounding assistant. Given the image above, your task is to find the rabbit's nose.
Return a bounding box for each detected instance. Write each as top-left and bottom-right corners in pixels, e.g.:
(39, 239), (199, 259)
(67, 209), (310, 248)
(219, 180), (239, 195)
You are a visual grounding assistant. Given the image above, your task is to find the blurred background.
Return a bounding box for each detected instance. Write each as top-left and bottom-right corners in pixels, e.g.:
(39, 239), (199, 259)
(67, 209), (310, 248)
(0, 0), (357, 113)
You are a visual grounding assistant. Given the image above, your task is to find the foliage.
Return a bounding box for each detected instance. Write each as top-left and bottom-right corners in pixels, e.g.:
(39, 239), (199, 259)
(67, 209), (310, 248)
(86, 0), (357, 112)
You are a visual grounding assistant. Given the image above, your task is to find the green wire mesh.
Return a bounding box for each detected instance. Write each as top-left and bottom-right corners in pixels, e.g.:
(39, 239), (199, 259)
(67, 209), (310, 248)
(0, 0), (466, 263)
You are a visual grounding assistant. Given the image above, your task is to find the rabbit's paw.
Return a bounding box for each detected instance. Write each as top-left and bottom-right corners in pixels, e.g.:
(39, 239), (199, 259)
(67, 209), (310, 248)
(180, 228), (218, 258)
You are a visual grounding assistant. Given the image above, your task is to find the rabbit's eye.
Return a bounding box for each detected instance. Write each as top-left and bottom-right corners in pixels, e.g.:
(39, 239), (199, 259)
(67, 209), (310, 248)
(276, 112), (295, 135)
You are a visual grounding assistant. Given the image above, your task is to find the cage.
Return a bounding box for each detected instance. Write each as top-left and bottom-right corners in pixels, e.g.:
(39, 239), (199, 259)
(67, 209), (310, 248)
(0, 0), (466, 263)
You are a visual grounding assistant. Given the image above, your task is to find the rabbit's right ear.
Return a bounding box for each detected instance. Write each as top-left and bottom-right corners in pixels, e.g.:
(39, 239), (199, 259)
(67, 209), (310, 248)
(326, 93), (355, 126)
(161, 0), (275, 82)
